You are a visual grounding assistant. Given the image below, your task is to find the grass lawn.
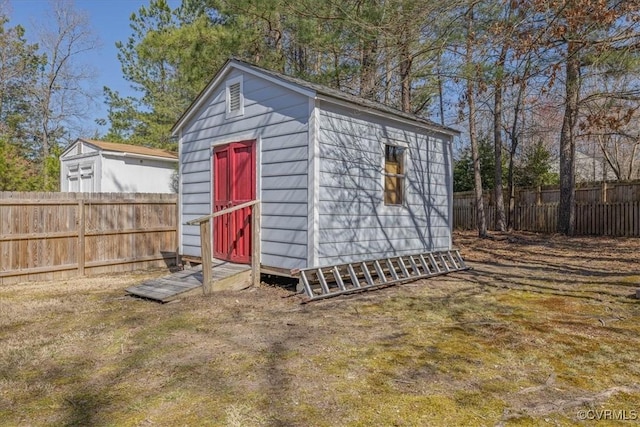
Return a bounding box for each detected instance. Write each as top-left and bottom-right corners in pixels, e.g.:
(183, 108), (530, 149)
(1, 231), (639, 426)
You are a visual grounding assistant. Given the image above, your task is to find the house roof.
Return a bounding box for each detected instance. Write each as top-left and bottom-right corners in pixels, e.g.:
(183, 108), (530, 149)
(73, 139), (178, 160)
(171, 58), (460, 136)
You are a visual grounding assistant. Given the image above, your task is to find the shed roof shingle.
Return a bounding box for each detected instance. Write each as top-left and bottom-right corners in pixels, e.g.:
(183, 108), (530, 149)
(80, 139), (178, 160)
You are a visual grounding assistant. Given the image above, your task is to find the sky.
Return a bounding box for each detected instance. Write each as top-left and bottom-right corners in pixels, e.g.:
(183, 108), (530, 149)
(6, 0), (179, 137)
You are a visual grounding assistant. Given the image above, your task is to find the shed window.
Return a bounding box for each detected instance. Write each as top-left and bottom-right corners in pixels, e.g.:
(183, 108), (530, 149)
(226, 76), (244, 118)
(384, 145), (405, 205)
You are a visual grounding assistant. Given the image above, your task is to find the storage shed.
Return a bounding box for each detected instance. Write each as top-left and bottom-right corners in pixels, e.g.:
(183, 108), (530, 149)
(172, 59), (459, 276)
(60, 138), (178, 193)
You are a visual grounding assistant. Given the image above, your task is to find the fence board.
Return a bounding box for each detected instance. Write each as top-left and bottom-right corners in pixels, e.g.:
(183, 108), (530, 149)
(0, 192), (178, 285)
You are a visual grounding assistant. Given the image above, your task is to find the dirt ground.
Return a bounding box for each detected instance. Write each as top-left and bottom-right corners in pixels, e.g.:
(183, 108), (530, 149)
(1, 231), (639, 426)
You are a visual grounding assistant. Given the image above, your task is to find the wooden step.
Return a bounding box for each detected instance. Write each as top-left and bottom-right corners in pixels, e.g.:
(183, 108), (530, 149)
(126, 258), (251, 302)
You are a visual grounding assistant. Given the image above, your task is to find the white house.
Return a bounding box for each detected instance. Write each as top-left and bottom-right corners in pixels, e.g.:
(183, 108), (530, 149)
(172, 59), (459, 273)
(59, 138), (178, 193)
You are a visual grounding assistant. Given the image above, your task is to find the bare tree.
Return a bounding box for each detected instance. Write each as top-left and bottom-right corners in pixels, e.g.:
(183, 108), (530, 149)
(525, 1), (640, 234)
(579, 74), (640, 181)
(486, 0), (531, 232)
(465, 3), (487, 237)
(29, 0), (98, 189)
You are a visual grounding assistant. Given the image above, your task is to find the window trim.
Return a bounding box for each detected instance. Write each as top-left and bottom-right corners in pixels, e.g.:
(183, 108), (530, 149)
(383, 143), (406, 207)
(225, 75), (244, 119)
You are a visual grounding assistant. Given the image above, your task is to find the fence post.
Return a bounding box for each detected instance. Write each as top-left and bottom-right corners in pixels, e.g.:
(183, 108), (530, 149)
(601, 181), (608, 203)
(536, 186), (542, 206)
(77, 199), (85, 276)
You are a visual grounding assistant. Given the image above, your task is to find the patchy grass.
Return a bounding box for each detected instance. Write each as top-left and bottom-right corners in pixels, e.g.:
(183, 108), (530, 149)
(1, 232), (639, 426)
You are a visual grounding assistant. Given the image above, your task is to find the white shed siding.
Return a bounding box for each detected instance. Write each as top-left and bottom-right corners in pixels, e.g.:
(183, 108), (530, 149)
(100, 155), (176, 193)
(316, 101), (453, 266)
(180, 69), (309, 269)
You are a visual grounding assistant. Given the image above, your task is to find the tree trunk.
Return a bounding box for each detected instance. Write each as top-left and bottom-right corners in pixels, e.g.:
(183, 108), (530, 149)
(384, 51), (392, 104)
(399, 29), (412, 112)
(506, 58), (528, 230)
(493, 46), (507, 232)
(41, 120), (50, 190)
(469, 92), (486, 237)
(360, 37), (378, 100)
(466, 7), (486, 237)
(507, 149), (516, 229)
(437, 59), (445, 126)
(558, 42), (580, 235)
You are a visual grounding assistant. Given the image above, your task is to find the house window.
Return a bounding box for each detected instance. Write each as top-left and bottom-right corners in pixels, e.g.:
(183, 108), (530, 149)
(384, 145), (405, 205)
(226, 76), (244, 118)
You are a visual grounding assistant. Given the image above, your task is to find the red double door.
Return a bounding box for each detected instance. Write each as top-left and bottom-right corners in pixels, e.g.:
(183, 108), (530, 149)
(212, 140), (256, 264)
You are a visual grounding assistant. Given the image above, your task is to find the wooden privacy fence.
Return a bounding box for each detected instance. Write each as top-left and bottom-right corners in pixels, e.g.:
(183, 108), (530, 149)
(454, 180), (640, 236)
(0, 192), (178, 285)
(454, 180), (640, 207)
(454, 201), (640, 236)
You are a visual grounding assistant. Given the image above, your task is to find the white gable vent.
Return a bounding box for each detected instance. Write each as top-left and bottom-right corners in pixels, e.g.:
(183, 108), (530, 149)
(226, 76), (244, 118)
(229, 83), (241, 111)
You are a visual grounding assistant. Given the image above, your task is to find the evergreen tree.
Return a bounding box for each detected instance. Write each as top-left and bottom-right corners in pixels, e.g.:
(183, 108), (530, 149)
(105, 0), (464, 146)
(0, 137), (37, 191)
(106, 0), (244, 148)
(454, 140), (506, 192)
(0, 17), (42, 190)
(515, 141), (559, 188)
(0, 17), (42, 152)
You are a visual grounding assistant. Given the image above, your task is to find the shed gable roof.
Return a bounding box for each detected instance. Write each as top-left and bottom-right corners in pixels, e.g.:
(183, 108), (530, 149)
(63, 138), (178, 161)
(171, 59), (459, 136)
